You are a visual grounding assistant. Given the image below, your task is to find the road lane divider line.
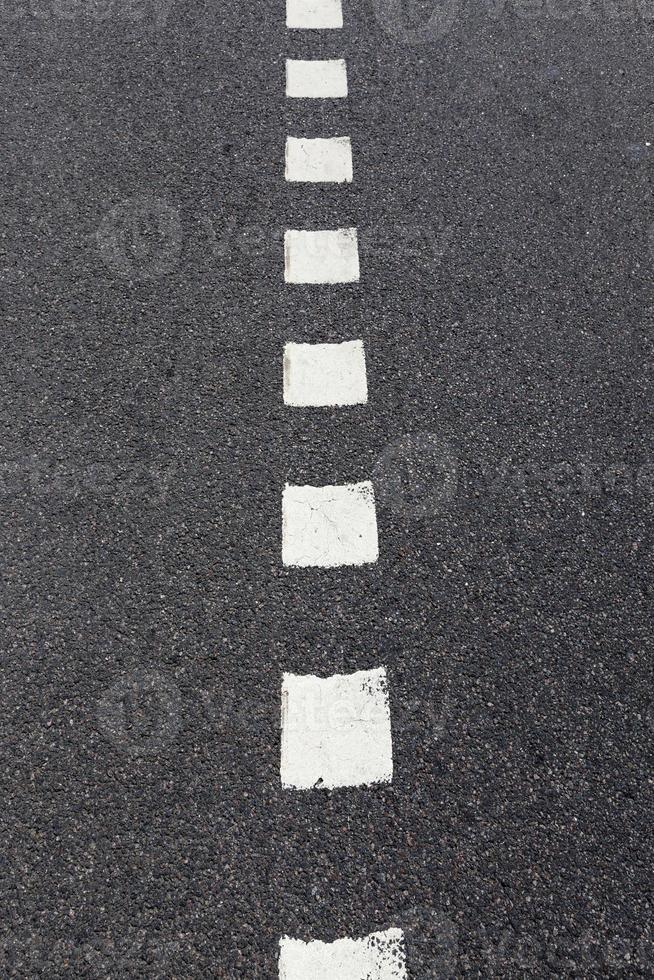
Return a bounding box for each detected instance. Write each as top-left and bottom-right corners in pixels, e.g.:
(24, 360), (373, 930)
(286, 0), (343, 29)
(285, 58), (348, 99)
(278, 928), (407, 978)
(285, 136), (353, 183)
(283, 339), (367, 406)
(280, 667), (393, 790)
(277, 7), (399, 973)
(282, 481), (378, 567)
(284, 228), (359, 284)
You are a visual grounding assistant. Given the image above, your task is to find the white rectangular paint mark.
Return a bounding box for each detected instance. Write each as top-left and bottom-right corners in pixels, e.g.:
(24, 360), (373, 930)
(286, 59), (348, 99)
(280, 667), (393, 790)
(279, 928), (407, 979)
(285, 137), (353, 184)
(283, 340), (367, 407)
(286, 0), (343, 28)
(284, 228), (360, 284)
(282, 480), (378, 567)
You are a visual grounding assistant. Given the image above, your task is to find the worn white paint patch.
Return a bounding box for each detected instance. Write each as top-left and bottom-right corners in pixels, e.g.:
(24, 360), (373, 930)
(283, 340), (367, 407)
(278, 928), (407, 979)
(284, 228), (359, 284)
(282, 481), (378, 567)
(286, 59), (348, 99)
(280, 667), (393, 790)
(286, 0), (343, 28)
(285, 136), (353, 184)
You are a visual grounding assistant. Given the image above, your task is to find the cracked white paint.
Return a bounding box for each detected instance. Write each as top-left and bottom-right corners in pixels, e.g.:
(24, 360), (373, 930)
(281, 481), (378, 567)
(284, 228), (360, 284)
(283, 340), (367, 407)
(286, 0), (343, 28)
(278, 928), (407, 979)
(285, 136), (353, 183)
(280, 667), (393, 790)
(286, 59), (348, 99)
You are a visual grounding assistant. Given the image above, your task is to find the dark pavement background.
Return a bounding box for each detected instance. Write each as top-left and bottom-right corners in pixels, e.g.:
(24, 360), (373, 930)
(1, 0), (653, 974)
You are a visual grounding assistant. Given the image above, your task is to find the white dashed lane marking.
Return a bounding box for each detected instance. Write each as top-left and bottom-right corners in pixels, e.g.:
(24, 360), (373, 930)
(285, 136), (353, 183)
(284, 228), (360, 284)
(283, 340), (367, 407)
(285, 58), (348, 99)
(279, 928), (407, 979)
(281, 480), (378, 567)
(280, 667), (393, 790)
(286, 0), (343, 29)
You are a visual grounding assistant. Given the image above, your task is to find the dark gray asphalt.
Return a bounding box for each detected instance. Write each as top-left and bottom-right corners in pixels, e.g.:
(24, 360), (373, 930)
(2, 0), (653, 975)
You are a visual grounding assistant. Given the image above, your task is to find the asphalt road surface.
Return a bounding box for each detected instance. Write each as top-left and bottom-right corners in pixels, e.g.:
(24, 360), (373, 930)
(2, 0), (653, 975)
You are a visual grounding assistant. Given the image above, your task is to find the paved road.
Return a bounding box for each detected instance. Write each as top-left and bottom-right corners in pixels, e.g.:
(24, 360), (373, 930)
(2, 0), (653, 974)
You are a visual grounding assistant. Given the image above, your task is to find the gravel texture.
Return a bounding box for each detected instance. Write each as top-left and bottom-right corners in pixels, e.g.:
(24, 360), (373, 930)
(1, 0), (653, 975)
